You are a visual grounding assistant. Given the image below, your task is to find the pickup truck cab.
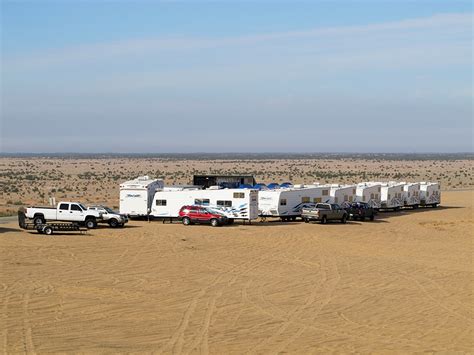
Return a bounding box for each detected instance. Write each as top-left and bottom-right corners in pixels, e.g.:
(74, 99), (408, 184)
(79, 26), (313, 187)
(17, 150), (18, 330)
(344, 202), (376, 221)
(301, 203), (348, 224)
(87, 205), (128, 228)
(25, 202), (102, 229)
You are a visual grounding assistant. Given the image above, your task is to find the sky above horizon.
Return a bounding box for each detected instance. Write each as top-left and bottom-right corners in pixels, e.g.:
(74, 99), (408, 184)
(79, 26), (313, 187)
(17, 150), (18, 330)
(1, 1), (473, 153)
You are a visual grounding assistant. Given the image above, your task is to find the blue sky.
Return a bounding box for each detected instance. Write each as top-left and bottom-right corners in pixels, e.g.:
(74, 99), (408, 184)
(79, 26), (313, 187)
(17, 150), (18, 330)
(1, 1), (472, 153)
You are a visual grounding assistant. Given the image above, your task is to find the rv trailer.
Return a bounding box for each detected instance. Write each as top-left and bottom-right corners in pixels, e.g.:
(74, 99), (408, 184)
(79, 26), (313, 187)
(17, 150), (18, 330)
(258, 185), (332, 220)
(355, 183), (382, 208)
(150, 188), (258, 222)
(378, 182), (404, 210)
(401, 182), (421, 208)
(120, 176), (164, 217)
(419, 182), (441, 207)
(329, 185), (357, 207)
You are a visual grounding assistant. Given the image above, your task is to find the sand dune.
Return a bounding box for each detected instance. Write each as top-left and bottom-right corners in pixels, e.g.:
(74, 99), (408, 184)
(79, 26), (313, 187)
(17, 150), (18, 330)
(0, 190), (472, 353)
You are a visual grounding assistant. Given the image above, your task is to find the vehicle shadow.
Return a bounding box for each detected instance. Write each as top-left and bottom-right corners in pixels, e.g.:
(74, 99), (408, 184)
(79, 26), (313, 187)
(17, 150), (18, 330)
(0, 227), (20, 234)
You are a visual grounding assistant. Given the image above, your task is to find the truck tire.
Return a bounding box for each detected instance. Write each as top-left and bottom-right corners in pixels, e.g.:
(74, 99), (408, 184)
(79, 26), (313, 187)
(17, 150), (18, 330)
(43, 226), (53, 235)
(210, 219), (219, 227)
(370, 215), (375, 221)
(182, 217), (191, 226)
(304, 218), (309, 223)
(34, 216), (45, 226)
(341, 215), (347, 224)
(321, 216), (327, 224)
(85, 218), (97, 229)
(108, 219), (119, 228)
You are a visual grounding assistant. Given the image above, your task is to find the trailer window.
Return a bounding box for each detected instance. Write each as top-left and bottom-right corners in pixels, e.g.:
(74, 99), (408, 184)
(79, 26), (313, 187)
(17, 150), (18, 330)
(71, 204), (82, 211)
(322, 190), (329, 196)
(280, 199), (287, 206)
(301, 197), (310, 203)
(155, 200), (167, 206)
(59, 203), (69, 210)
(313, 197), (322, 203)
(217, 200), (232, 207)
(233, 192), (245, 199)
(195, 199), (210, 206)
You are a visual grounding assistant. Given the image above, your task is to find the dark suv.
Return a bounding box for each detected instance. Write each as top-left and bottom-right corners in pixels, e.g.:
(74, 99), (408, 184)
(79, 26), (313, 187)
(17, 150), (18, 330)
(178, 205), (228, 227)
(344, 202), (376, 221)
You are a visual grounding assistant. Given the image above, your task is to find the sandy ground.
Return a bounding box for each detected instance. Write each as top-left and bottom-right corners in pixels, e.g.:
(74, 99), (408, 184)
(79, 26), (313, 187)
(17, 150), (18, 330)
(0, 190), (472, 353)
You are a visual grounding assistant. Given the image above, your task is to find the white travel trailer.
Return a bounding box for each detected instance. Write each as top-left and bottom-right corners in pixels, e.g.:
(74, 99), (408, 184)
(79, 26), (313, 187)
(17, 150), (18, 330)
(329, 185), (357, 207)
(379, 182), (404, 210)
(120, 176), (164, 217)
(258, 186), (332, 220)
(401, 182), (421, 208)
(150, 188), (258, 221)
(419, 182), (441, 207)
(355, 183), (382, 208)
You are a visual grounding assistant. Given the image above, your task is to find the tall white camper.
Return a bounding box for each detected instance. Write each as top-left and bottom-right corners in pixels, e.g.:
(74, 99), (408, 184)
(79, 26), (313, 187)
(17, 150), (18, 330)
(329, 185), (357, 207)
(355, 183), (382, 208)
(258, 185), (332, 220)
(379, 182), (404, 210)
(419, 182), (441, 207)
(120, 176), (164, 217)
(150, 188), (258, 221)
(401, 182), (421, 208)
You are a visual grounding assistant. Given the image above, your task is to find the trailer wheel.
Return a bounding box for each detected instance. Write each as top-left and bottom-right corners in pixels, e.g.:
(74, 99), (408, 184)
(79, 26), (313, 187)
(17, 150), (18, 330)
(85, 218), (97, 229)
(227, 219), (234, 225)
(370, 215), (375, 221)
(210, 219), (219, 227)
(34, 216), (45, 226)
(43, 226), (53, 235)
(341, 215), (347, 224)
(432, 203), (438, 208)
(291, 216), (297, 221)
(108, 219), (119, 228)
(182, 217), (191, 226)
(321, 216), (327, 224)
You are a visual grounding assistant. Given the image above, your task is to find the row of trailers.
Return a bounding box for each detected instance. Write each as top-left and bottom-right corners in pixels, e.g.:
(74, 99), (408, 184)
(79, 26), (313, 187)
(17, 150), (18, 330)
(119, 176), (441, 222)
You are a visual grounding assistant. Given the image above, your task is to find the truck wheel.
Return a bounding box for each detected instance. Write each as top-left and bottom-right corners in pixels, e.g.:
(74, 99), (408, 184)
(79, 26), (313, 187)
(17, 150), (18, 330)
(370, 215), (375, 221)
(43, 226), (53, 235)
(182, 217), (191, 226)
(210, 219), (219, 227)
(304, 218), (309, 223)
(321, 216), (327, 224)
(109, 219), (119, 228)
(341, 215), (347, 224)
(34, 216), (45, 225)
(85, 218), (97, 229)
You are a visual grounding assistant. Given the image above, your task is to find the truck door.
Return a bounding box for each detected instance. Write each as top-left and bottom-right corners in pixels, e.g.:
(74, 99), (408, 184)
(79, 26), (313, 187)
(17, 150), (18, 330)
(58, 203), (69, 220)
(69, 204), (85, 221)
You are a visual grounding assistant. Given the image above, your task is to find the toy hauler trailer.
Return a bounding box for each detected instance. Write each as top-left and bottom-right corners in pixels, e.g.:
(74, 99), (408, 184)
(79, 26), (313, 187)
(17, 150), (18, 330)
(377, 182), (404, 210)
(401, 182), (421, 208)
(355, 183), (382, 208)
(258, 185), (332, 220)
(119, 176), (164, 217)
(419, 182), (441, 207)
(329, 185), (357, 207)
(150, 188), (258, 221)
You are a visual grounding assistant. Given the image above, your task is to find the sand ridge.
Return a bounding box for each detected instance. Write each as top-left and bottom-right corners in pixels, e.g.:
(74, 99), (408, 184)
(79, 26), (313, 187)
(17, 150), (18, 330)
(0, 190), (472, 353)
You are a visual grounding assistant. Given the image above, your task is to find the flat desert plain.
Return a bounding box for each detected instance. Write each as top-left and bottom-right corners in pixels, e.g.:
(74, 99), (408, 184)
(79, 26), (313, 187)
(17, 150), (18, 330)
(0, 190), (472, 353)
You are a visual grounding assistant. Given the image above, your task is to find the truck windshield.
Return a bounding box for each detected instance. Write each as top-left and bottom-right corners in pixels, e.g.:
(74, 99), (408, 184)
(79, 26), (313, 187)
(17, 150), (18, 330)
(78, 204), (87, 211)
(104, 207), (117, 213)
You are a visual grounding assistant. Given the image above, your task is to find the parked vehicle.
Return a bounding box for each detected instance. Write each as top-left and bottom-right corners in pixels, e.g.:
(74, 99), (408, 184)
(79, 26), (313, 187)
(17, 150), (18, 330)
(301, 203), (348, 224)
(18, 209), (87, 235)
(24, 202), (102, 229)
(402, 182), (421, 208)
(178, 205), (228, 227)
(150, 187), (258, 222)
(120, 176), (164, 217)
(258, 185), (332, 221)
(344, 202), (376, 221)
(420, 182), (441, 207)
(88, 206), (128, 228)
(355, 183), (381, 208)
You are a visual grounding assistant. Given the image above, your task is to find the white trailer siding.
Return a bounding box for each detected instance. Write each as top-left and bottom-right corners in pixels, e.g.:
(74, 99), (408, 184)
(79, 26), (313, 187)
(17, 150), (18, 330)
(355, 183), (382, 208)
(402, 183), (421, 207)
(380, 183), (404, 209)
(258, 186), (332, 217)
(329, 185), (357, 207)
(119, 176), (164, 217)
(150, 189), (258, 220)
(420, 182), (441, 206)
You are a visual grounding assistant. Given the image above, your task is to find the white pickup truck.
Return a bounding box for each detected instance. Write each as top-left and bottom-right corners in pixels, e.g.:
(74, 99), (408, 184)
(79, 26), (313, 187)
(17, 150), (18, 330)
(25, 202), (102, 229)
